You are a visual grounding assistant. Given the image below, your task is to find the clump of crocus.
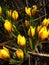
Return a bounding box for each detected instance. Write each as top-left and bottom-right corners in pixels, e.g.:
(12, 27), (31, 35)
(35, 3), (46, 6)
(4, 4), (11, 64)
(28, 26), (35, 37)
(25, 5), (37, 16)
(4, 19), (12, 32)
(15, 49), (24, 59)
(17, 34), (26, 47)
(12, 10), (19, 20)
(0, 46), (10, 61)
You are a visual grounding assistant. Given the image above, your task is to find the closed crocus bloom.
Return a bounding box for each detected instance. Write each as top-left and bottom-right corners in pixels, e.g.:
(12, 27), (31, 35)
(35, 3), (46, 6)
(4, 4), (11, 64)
(25, 19), (30, 27)
(12, 10), (18, 20)
(0, 6), (2, 15)
(4, 19), (12, 32)
(25, 7), (31, 16)
(31, 5), (37, 16)
(17, 34), (26, 47)
(6, 10), (12, 17)
(28, 26), (35, 37)
(42, 18), (49, 26)
(19, 36), (26, 46)
(16, 49), (24, 59)
(0, 46), (10, 60)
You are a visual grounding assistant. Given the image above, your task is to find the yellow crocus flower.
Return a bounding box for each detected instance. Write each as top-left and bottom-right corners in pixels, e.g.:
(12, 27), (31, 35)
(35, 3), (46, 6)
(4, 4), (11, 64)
(6, 10), (12, 17)
(25, 7), (31, 16)
(37, 25), (42, 32)
(31, 5), (37, 16)
(40, 30), (48, 40)
(28, 26), (35, 37)
(17, 34), (22, 45)
(17, 34), (26, 47)
(12, 10), (19, 20)
(25, 19), (30, 27)
(39, 26), (47, 36)
(0, 46), (10, 60)
(16, 49), (24, 59)
(39, 26), (48, 40)
(20, 36), (26, 46)
(42, 18), (49, 26)
(4, 19), (12, 32)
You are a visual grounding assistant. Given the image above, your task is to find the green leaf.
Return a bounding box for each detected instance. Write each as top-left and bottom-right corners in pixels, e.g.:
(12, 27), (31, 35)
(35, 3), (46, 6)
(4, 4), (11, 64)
(12, 25), (20, 37)
(39, 42), (42, 49)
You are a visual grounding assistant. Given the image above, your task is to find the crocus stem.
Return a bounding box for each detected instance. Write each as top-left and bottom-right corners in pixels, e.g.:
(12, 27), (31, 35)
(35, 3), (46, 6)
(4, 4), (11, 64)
(0, 15), (5, 23)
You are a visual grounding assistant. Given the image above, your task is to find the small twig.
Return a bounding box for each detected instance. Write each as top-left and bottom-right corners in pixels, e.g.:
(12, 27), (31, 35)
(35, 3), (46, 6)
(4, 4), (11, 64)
(35, 57), (40, 65)
(43, 0), (46, 17)
(5, 45), (17, 51)
(25, 0), (29, 7)
(35, 58), (37, 65)
(33, 14), (47, 21)
(28, 55), (30, 65)
(28, 51), (49, 57)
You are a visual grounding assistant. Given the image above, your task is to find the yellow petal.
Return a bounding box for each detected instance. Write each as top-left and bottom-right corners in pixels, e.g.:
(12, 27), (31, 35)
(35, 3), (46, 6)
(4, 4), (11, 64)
(25, 19), (30, 27)
(31, 5), (37, 16)
(28, 26), (35, 37)
(39, 29), (48, 40)
(37, 25), (42, 32)
(42, 18), (49, 26)
(17, 34), (22, 45)
(4, 19), (12, 32)
(0, 49), (10, 60)
(6, 10), (12, 17)
(3, 46), (10, 54)
(39, 26), (47, 35)
(20, 36), (26, 46)
(12, 10), (19, 20)
(25, 7), (31, 16)
(0, 6), (2, 15)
